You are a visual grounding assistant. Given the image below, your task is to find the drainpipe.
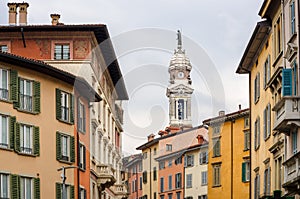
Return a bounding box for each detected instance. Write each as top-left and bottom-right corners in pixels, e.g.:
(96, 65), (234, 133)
(183, 155), (185, 199)
(150, 148), (152, 199)
(298, 0), (300, 96)
(249, 73), (252, 199)
(282, 0), (286, 69)
(230, 120), (234, 199)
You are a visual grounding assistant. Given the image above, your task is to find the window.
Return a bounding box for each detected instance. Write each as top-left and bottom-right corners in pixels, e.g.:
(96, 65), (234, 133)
(78, 101), (86, 133)
(212, 138), (220, 157)
(56, 182), (74, 199)
(244, 117), (249, 128)
(178, 99), (184, 120)
(274, 17), (282, 56)
(19, 79), (33, 111)
(79, 143), (86, 170)
(80, 187), (87, 199)
(0, 115), (9, 149)
(254, 174), (260, 199)
(154, 192), (157, 199)
(0, 173), (9, 198)
(263, 104), (271, 140)
(292, 130), (297, 154)
(138, 162), (143, 172)
(213, 125), (220, 135)
(160, 177), (164, 192)
(168, 194), (173, 199)
(264, 167), (271, 196)
(254, 117), (260, 150)
(56, 132), (75, 163)
(0, 69), (8, 100)
(242, 161), (250, 182)
(176, 192), (181, 199)
(168, 175), (172, 190)
(201, 171), (207, 185)
(184, 154), (194, 167)
(15, 123), (39, 156)
(168, 159), (172, 167)
(160, 195), (165, 199)
(0, 45), (8, 53)
(143, 171), (147, 183)
(54, 44), (70, 60)
(143, 152), (147, 159)
(198, 196), (207, 199)
(264, 55), (270, 88)
(244, 130), (250, 151)
(292, 60), (298, 96)
(166, 144), (172, 151)
(140, 176), (142, 190)
(186, 174), (192, 188)
(175, 173), (181, 189)
(56, 89), (74, 124)
(20, 177), (33, 199)
(154, 148), (157, 155)
(153, 167), (157, 181)
(199, 151), (208, 164)
(290, 1), (296, 35)
(175, 156), (182, 165)
(254, 73), (260, 103)
(10, 175), (39, 199)
(132, 180), (136, 193)
(159, 161), (165, 170)
(213, 164), (221, 187)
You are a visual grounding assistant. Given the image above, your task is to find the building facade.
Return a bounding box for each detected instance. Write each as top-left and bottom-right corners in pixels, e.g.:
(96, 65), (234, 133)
(1, 2), (128, 198)
(203, 108), (250, 199)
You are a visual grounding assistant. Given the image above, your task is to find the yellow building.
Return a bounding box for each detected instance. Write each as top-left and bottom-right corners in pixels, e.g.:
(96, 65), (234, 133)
(0, 52), (100, 198)
(203, 108), (250, 199)
(237, 1), (286, 197)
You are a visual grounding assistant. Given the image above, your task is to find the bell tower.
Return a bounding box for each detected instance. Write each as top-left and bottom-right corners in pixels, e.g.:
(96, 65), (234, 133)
(166, 30), (194, 128)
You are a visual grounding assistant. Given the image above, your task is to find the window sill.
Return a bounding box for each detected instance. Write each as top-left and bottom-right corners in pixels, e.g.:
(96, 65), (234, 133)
(57, 118), (73, 125)
(0, 98), (12, 104)
(79, 166), (86, 172)
(0, 146), (13, 152)
(17, 151), (37, 157)
(15, 108), (39, 115)
(78, 129), (86, 134)
(264, 135), (271, 142)
(186, 186), (192, 189)
(58, 159), (73, 165)
(243, 149), (250, 152)
(242, 180), (250, 183)
(212, 185), (221, 188)
(254, 145), (260, 151)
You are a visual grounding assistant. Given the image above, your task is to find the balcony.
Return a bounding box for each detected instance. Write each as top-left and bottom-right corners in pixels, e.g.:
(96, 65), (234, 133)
(282, 151), (300, 195)
(91, 163), (116, 190)
(272, 96), (300, 134)
(111, 184), (128, 199)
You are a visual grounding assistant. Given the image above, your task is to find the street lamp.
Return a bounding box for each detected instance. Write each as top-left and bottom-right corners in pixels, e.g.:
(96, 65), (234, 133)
(57, 166), (78, 199)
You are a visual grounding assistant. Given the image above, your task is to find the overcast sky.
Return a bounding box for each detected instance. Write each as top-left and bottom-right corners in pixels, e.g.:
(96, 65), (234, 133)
(2, 0), (262, 155)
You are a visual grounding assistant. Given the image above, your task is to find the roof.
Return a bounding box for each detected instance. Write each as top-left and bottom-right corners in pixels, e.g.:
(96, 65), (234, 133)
(136, 125), (208, 150)
(236, 20), (271, 74)
(0, 24), (128, 100)
(258, 0), (281, 19)
(123, 154), (143, 168)
(0, 52), (101, 101)
(203, 108), (249, 125)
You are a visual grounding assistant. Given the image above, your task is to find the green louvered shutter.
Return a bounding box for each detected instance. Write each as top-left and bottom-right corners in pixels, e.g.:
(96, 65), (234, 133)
(83, 145), (86, 170)
(242, 162), (246, 182)
(34, 178), (40, 199)
(33, 126), (40, 156)
(15, 123), (20, 152)
(282, 69), (293, 96)
(184, 155), (187, 167)
(11, 174), (19, 199)
(33, 81), (41, 113)
(56, 89), (62, 120)
(70, 94), (74, 124)
(13, 77), (20, 109)
(70, 136), (75, 163)
(10, 70), (18, 101)
(56, 183), (62, 199)
(9, 116), (16, 149)
(56, 132), (62, 160)
(70, 185), (75, 199)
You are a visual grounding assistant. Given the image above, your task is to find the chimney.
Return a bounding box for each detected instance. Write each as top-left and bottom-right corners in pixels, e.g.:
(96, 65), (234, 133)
(18, 2), (29, 25)
(158, 130), (168, 137)
(239, 104), (242, 111)
(7, 3), (18, 25)
(197, 135), (204, 144)
(147, 133), (155, 142)
(50, 14), (60, 25)
(219, 110), (225, 116)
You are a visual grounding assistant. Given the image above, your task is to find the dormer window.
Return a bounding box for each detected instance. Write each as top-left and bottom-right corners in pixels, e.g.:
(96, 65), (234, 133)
(55, 44), (70, 60)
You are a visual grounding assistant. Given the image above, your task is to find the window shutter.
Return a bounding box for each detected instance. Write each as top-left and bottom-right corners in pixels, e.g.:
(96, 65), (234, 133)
(216, 140), (220, 156)
(11, 174), (20, 199)
(257, 73), (260, 99)
(34, 178), (40, 199)
(15, 123), (20, 152)
(10, 70), (18, 101)
(33, 126), (40, 156)
(184, 155), (187, 167)
(267, 55), (270, 82)
(70, 185), (75, 199)
(70, 94), (74, 124)
(199, 153), (203, 164)
(257, 175), (260, 197)
(263, 108), (267, 139)
(83, 105), (86, 132)
(56, 132), (62, 160)
(13, 77), (21, 109)
(242, 162), (246, 182)
(191, 155), (194, 166)
(267, 167), (271, 194)
(205, 152), (208, 163)
(267, 104), (271, 137)
(56, 89), (62, 120)
(56, 182), (62, 199)
(83, 145), (86, 170)
(282, 69), (292, 96)
(33, 81), (41, 113)
(258, 118), (260, 147)
(84, 189), (87, 199)
(70, 136), (75, 163)
(9, 116), (16, 149)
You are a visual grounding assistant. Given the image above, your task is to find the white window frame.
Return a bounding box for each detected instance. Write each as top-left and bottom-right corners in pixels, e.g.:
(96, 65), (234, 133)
(78, 101), (86, 132)
(0, 115), (9, 148)
(201, 171), (207, 185)
(61, 134), (70, 161)
(0, 173), (9, 198)
(186, 174), (192, 188)
(213, 164), (221, 186)
(61, 91), (70, 122)
(20, 124), (33, 154)
(166, 144), (172, 151)
(20, 78), (33, 111)
(20, 177), (33, 199)
(0, 45), (8, 53)
(79, 144), (85, 169)
(54, 44), (70, 60)
(0, 69), (9, 100)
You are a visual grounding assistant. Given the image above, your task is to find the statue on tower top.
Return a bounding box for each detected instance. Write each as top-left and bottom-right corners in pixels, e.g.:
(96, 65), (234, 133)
(176, 30), (184, 53)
